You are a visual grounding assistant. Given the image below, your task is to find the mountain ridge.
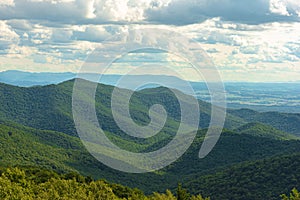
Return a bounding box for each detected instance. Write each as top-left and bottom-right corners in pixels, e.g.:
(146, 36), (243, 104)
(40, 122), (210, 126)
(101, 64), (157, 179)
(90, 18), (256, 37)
(1, 79), (300, 198)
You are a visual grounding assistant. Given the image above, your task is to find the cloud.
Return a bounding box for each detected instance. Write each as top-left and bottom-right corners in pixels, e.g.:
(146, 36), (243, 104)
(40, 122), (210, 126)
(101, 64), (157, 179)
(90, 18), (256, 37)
(239, 45), (260, 54)
(145, 0), (300, 25)
(73, 26), (112, 42)
(0, 0), (14, 6)
(1, 0), (299, 26)
(0, 1), (300, 82)
(0, 0), (87, 23)
(0, 0), (150, 25)
(0, 21), (19, 50)
(270, 0), (300, 16)
(196, 30), (247, 46)
(7, 19), (34, 31)
(206, 48), (219, 53)
(285, 42), (300, 58)
(7, 45), (37, 58)
(51, 29), (73, 43)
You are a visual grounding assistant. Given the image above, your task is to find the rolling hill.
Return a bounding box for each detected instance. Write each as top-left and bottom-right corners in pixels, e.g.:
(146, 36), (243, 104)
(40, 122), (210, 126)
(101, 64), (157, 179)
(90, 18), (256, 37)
(1, 79), (300, 198)
(234, 122), (299, 140)
(1, 117), (300, 197)
(186, 153), (300, 200)
(228, 108), (300, 135)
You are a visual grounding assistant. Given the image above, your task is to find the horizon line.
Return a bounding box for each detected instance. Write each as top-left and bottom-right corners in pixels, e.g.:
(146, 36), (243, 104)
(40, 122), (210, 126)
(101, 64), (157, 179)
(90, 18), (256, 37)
(1, 70), (300, 84)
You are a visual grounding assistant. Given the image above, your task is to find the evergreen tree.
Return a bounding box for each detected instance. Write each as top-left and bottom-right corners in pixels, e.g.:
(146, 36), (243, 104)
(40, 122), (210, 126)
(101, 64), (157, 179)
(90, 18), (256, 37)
(176, 183), (191, 200)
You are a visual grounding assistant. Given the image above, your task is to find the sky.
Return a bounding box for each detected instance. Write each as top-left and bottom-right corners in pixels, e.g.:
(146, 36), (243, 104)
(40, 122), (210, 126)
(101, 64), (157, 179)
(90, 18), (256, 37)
(0, 0), (300, 82)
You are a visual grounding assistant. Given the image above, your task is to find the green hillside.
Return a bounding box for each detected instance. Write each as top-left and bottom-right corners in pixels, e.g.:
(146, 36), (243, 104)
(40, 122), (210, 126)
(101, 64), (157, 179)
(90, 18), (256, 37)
(0, 80), (244, 137)
(228, 108), (300, 135)
(234, 122), (299, 140)
(1, 80), (300, 199)
(186, 153), (300, 200)
(1, 118), (300, 195)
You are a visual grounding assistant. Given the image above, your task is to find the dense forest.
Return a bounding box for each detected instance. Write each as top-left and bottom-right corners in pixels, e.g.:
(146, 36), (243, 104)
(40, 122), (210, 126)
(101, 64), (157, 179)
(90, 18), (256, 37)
(1, 80), (300, 199)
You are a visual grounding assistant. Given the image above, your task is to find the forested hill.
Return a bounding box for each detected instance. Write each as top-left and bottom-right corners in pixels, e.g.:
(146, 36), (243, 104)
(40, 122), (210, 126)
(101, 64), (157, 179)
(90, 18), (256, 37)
(1, 80), (300, 199)
(2, 79), (300, 136)
(186, 153), (300, 200)
(0, 79), (245, 136)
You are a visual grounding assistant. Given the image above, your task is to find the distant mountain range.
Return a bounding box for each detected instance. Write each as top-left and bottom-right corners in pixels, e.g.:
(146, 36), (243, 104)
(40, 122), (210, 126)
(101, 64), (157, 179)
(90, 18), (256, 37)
(0, 70), (188, 90)
(2, 70), (300, 113)
(0, 70), (76, 87)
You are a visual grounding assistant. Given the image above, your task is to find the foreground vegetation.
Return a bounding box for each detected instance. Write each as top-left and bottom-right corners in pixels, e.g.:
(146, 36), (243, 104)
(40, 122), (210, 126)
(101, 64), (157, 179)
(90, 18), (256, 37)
(1, 167), (299, 200)
(0, 167), (209, 200)
(282, 188), (300, 200)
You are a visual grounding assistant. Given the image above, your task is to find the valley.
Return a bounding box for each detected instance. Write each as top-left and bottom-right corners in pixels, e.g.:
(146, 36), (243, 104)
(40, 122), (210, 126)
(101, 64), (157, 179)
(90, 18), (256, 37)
(0, 79), (300, 199)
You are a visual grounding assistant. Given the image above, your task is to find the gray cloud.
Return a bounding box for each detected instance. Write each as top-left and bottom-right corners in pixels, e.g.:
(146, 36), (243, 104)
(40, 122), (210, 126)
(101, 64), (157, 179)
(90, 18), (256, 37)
(0, 0), (299, 26)
(195, 30), (245, 46)
(73, 26), (112, 43)
(0, 0), (87, 23)
(6, 19), (33, 31)
(1, 1), (63, 21)
(145, 0), (300, 25)
(206, 48), (219, 53)
(52, 29), (73, 43)
(0, 0), (144, 25)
